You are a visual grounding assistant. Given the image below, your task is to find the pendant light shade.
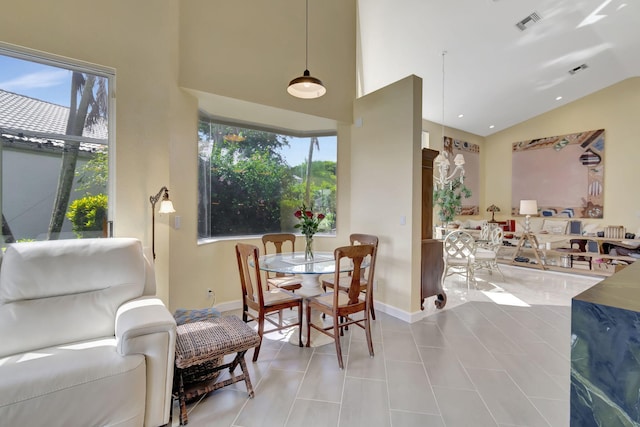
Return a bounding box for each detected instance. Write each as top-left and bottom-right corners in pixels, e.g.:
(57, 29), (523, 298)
(287, 0), (326, 99)
(287, 70), (326, 99)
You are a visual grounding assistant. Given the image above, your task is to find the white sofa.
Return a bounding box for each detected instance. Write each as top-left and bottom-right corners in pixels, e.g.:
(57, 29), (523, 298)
(0, 238), (177, 427)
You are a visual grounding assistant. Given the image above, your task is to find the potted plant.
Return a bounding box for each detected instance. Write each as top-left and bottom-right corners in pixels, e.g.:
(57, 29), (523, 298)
(433, 177), (472, 227)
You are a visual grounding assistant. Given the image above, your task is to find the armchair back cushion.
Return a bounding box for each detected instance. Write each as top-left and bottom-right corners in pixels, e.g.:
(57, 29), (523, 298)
(0, 238), (146, 358)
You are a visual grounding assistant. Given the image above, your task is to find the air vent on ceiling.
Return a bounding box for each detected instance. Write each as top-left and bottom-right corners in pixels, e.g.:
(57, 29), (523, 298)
(516, 12), (542, 31)
(569, 64), (589, 75)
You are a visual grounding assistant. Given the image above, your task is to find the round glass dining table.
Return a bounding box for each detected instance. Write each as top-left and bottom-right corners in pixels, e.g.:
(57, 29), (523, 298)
(257, 251), (368, 347)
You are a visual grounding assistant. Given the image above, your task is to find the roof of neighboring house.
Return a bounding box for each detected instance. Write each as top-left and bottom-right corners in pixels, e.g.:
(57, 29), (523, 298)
(0, 89), (107, 153)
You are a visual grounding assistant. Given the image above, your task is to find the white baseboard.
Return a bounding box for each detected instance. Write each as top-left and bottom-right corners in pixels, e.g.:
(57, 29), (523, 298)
(373, 300), (431, 323)
(213, 299), (243, 314)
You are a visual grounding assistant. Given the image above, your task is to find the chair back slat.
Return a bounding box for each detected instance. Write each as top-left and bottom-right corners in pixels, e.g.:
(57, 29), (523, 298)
(235, 243), (265, 306)
(349, 233), (379, 280)
(334, 244), (375, 306)
(443, 230), (476, 258)
(262, 233), (296, 279)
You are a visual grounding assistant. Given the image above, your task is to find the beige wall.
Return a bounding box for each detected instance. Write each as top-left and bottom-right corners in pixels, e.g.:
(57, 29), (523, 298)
(179, 0), (356, 124)
(485, 77), (640, 234)
(0, 0), (357, 311)
(0, 0), (188, 302)
(352, 75), (423, 315)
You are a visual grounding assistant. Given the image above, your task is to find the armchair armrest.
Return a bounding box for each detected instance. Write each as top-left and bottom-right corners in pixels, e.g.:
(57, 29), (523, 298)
(116, 297), (176, 427)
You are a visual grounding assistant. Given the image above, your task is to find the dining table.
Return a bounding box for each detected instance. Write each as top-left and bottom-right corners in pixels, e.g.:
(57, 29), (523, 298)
(258, 251), (368, 347)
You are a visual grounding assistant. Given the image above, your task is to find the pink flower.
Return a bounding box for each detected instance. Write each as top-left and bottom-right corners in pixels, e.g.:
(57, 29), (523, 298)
(318, 213), (325, 220)
(305, 210), (313, 218)
(294, 210), (302, 218)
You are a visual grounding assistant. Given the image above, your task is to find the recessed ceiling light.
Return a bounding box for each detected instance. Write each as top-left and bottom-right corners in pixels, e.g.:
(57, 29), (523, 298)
(556, 96), (563, 101)
(489, 125), (495, 129)
(458, 114), (464, 118)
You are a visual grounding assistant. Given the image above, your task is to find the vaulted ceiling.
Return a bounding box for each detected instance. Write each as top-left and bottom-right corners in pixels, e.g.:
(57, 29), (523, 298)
(358, 0), (640, 136)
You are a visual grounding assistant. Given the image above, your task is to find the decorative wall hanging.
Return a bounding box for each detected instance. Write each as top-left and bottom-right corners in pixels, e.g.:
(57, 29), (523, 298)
(444, 136), (480, 215)
(511, 129), (604, 218)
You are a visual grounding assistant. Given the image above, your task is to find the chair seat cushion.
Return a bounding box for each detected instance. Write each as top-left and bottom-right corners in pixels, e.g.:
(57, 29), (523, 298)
(474, 248), (497, 260)
(445, 258), (472, 266)
(323, 276), (369, 290)
(267, 275), (302, 289)
(260, 289), (302, 306)
(310, 292), (365, 308)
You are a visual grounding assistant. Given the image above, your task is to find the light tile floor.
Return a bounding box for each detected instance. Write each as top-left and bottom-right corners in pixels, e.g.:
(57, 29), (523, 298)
(173, 265), (601, 427)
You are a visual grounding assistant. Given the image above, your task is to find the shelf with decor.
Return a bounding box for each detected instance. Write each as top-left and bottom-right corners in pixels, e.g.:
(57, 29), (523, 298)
(497, 236), (638, 277)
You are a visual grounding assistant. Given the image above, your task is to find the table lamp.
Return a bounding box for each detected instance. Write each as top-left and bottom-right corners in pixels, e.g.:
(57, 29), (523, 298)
(519, 200), (538, 234)
(487, 204), (500, 223)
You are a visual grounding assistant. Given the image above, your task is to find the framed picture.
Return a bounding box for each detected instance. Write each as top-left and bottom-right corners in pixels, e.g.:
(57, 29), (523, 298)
(511, 129), (604, 219)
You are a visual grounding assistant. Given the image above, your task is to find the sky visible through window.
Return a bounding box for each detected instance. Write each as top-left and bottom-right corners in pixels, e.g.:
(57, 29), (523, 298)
(0, 54), (336, 166)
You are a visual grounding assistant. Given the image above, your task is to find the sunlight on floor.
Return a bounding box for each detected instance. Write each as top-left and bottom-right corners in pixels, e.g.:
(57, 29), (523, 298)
(481, 290), (530, 307)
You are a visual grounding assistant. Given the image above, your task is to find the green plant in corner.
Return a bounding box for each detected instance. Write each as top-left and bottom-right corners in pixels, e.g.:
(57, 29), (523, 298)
(433, 177), (472, 226)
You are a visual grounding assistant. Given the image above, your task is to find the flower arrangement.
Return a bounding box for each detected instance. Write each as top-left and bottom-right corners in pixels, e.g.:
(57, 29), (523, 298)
(294, 204), (325, 259)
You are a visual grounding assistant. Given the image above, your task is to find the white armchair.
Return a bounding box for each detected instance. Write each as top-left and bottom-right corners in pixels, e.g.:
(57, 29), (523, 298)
(0, 238), (176, 427)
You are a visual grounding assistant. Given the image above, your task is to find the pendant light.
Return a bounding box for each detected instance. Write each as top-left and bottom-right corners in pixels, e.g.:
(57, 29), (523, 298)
(287, 0), (326, 99)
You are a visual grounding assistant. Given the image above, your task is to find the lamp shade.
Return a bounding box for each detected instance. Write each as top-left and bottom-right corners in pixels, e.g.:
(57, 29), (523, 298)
(453, 153), (465, 166)
(519, 199), (538, 215)
(159, 200), (175, 214)
(287, 70), (326, 99)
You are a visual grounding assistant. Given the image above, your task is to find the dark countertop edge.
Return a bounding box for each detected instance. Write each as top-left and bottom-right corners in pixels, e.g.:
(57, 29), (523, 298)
(572, 261), (640, 311)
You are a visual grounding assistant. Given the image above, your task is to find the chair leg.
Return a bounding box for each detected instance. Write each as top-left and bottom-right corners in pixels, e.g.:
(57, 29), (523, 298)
(364, 315), (374, 358)
(298, 302), (303, 347)
(305, 303), (312, 347)
(369, 297), (376, 320)
(322, 284), (327, 320)
(334, 316), (344, 369)
(252, 313), (265, 362)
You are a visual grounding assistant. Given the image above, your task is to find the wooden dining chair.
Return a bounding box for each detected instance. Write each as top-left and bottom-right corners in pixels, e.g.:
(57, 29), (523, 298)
(235, 243), (303, 362)
(321, 233), (379, 320)
(306, 244), (376, 369)
(261, 233), (302, 291)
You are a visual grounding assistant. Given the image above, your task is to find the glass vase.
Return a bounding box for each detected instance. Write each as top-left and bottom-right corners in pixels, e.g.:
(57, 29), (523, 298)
(304, 235), (314, 260)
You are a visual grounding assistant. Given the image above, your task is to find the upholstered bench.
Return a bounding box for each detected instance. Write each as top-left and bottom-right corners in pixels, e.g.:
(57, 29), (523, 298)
(173, 315), (260, 425)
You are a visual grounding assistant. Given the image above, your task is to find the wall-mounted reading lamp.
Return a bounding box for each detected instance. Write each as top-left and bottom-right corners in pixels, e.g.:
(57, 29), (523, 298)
(149, 186), (176, 260)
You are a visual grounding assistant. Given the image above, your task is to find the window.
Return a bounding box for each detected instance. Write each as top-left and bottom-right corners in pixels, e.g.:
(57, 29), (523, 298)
(198, 116), (337, 239)
(0, 47), (113, 245)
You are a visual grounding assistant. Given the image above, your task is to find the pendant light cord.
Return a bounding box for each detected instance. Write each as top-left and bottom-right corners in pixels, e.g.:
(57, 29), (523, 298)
(305, 0), (309, 70)
(441, 50), (447, 145)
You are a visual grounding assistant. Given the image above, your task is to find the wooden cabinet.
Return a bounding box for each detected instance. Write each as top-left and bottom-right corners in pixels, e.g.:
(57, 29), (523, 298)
(421, 148), (446, 309)
(421, 239), (446, 309)
(421, 149), (438, 240)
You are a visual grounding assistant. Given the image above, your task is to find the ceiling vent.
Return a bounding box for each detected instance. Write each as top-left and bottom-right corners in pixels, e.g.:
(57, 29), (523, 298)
(516, 12), (542, 31)
(569, 64), (589, 75)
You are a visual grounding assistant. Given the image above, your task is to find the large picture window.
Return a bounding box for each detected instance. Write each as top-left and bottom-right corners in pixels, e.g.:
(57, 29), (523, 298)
(0, 47), (113, 245)
(198, 116), (337, 239)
